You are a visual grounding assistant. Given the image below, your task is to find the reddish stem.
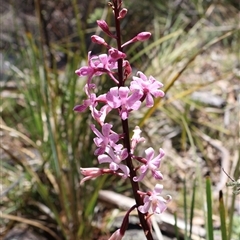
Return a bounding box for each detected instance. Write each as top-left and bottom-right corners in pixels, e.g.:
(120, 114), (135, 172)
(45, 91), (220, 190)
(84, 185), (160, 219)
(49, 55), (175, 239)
(112, 1), (153, 239)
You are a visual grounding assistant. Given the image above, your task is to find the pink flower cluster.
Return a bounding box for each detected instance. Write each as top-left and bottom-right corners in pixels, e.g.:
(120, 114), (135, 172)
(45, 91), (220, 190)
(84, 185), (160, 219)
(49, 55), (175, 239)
(74, 1), (171, 238)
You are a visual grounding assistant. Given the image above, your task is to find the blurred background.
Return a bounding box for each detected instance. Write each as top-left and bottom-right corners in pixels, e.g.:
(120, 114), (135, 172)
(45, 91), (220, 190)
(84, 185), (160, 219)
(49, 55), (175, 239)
(1, 0), (239, 239)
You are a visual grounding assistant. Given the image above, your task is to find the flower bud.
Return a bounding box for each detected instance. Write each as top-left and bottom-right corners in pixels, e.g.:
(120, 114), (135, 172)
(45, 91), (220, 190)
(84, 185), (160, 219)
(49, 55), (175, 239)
(80, 167), (103, 184)
(97, 20), (116, 39)
(118, 8), (128, 19)
(121, 32), (151, 48)
(108, 229), (123, 240)
(75, 66), (92, 76)
(123, 60), (132, 80)
(91, 35), (108, 46)
(131, 126), (145, 152)
(136, 32), (151, 41)
(108, 48), (126, 61)
(97, 20), (110, 32)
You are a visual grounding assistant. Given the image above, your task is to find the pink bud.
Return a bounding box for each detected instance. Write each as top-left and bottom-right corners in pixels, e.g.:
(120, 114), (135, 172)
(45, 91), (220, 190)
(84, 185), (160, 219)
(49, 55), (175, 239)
(108, 229), (123, 240)
(91, 35), (107, 46)
(97, 20), (116, 39)
(118, 8), (128, 19)
(123, 61), (132, 80)
(75, 66), (93, 76)
(108, 48), (126, 60)
(80, 167), (103, 184)
(97, 20), (110, 33)
(136, 32), (151, 41)
(80, 167), (102, 176)
(131, 126), (145, 152)
(121, 32), (151, 48)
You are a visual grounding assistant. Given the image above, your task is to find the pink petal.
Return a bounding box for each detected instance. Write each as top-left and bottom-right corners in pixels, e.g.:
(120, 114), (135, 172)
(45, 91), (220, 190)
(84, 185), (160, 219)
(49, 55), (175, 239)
(154, 184), (164, 194)
(99, 54), (108, 65)
(137, 71), (148, 81)
(120, 109), (128, 120)
(152, 170), (163, 180)
(145, 147), (155, 161)
(145, 93), (154, 107)
(106, 87), (121, 108)
(102, 123), (112, 137)
(119, 164), (130, 177)
(110, 162), (119, 171)
(98, 154), (112, 164)
(91, 124), (103, 138)
(127, 90), (142, 107)
(119, 87), (130, 101)
(138, 199), (151, 213)
(130, 100), (141, 111)
(73, 104), (87, 112)
(121, 148), (128, 160)
(133, 165), (148, 182)
(109, 133), (119, 143)
(154, 197), (167, 213)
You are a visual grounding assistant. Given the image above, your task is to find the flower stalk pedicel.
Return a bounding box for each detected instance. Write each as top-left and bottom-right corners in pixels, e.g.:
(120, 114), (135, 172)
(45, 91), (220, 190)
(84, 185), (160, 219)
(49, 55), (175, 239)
(74, 1), (171, 239)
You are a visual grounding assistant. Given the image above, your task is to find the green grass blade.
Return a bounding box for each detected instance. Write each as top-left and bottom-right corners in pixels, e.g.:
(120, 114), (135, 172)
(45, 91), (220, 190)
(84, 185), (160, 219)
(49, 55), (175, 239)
(71, 0), (87, 56)
(189, 179), (196, 239)
(206, 176), (214, 240)
(219, 190), (228, 240)
(174, 211), (180, 240)
(183, 178), (188, 240)
(228, 149), (240, 240)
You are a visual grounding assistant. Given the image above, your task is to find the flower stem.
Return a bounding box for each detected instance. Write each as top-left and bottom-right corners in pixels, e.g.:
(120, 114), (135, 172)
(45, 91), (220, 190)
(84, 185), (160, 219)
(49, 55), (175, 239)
(113, 1), (153, 239)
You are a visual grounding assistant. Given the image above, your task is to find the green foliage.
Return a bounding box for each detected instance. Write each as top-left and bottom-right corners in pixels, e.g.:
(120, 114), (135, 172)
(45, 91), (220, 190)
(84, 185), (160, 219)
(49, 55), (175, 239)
(206, 176), (214, 240)
(219, 191), (228, 240)
(1, 1), (101, 238)
(1, 32), (99, 237)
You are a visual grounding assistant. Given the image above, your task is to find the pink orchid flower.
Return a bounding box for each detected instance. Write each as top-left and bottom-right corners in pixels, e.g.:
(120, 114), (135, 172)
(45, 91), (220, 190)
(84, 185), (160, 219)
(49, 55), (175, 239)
(138, 184), (171, 214)
(106, 86), (142, 120)
(91, 123), (119, 155)
(133, 147), (164, 182)
(130, 126), (145, 153)
(98, 145), (129, 177)
(130, 71), (164, 107)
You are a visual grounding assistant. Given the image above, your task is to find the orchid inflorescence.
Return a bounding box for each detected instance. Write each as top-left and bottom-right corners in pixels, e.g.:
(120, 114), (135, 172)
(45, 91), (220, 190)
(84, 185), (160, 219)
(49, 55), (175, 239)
(74, 0), (171, 239)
